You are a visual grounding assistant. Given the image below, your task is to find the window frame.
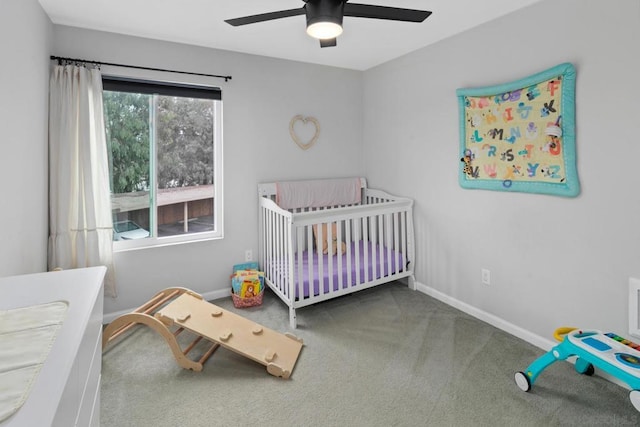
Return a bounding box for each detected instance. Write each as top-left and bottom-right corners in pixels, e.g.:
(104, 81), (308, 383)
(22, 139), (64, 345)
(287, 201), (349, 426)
(102, 72), (224, 252)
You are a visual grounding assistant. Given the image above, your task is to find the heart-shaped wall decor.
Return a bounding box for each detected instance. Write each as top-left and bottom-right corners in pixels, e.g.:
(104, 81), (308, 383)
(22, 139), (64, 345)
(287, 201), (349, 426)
(289, 115), (320, 150)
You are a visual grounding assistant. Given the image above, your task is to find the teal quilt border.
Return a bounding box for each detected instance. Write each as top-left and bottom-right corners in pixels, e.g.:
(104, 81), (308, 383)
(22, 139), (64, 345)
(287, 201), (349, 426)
(456, 63), (579, 197)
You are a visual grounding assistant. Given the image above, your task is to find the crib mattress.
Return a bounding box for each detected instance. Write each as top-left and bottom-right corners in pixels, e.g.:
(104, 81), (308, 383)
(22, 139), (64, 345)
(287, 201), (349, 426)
(270, 241), (405, 299)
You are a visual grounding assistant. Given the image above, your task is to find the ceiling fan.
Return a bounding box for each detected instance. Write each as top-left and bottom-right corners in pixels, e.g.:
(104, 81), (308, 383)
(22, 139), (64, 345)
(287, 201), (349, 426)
(225, 0), (432, 48)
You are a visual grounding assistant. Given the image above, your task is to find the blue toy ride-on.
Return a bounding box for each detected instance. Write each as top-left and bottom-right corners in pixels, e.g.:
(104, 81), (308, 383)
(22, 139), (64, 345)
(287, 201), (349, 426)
(515, 327), (640, 412)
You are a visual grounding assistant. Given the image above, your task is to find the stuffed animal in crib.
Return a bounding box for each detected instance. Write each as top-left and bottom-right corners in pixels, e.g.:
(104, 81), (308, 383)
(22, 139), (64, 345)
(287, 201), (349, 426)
(312, 223), (346, 256)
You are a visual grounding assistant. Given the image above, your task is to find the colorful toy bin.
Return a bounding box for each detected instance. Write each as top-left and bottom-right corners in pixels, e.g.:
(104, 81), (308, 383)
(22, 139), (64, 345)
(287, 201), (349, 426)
(231, 262), (265, 308)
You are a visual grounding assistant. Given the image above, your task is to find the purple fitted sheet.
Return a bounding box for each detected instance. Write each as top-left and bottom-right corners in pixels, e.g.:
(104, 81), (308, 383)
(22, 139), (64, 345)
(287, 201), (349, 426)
(269, 240), (406, 299)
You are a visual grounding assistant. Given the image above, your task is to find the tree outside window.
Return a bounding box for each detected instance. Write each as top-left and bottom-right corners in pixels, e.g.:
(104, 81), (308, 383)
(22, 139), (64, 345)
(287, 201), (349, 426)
(103, 77), (222, 247)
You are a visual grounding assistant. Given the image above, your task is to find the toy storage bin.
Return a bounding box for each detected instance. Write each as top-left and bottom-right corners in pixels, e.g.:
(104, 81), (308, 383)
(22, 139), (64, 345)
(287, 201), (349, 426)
(231, 289), (264, 308)
(231, 262), (264, 308)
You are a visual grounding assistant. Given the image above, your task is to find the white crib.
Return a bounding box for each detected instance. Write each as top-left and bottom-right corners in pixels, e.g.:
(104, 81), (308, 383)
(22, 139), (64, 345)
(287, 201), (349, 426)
(258, 178), (415, 328)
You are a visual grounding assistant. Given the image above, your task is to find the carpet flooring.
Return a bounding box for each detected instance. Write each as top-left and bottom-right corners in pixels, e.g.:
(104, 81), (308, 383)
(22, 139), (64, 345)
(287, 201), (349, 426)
(101, 282), (640, 426)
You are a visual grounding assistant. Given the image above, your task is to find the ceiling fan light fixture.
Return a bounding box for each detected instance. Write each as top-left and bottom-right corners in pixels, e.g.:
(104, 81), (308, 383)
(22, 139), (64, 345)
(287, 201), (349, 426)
(225, 0), (432, 49)
(306, 21), (343, 39)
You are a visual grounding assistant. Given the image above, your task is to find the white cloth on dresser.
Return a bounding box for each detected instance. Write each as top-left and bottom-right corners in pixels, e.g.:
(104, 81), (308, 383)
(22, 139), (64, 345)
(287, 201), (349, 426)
(275, 177), (362, 210)
(0, 301), (68, 423)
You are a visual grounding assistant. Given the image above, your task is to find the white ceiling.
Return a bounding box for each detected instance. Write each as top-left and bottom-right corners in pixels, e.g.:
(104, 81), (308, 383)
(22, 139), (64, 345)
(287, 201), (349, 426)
(39, 0), (542, 71)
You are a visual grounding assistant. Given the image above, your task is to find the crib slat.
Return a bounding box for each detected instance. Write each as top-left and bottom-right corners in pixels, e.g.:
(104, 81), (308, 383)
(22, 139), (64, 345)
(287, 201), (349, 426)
(276, 212), (282, 297)
(277, 212), (282, 296)
(307, 225), (314, 300)
(382, 214), (393, 276)
(345, 220), (352, 287)
(266, 209), (273, 290)
(363, 215), (370, 283)
(282, 213), (287, 296)
(400, 211), (407, 271)
(326, 221), (333, 295)
(318, 222), (325, 297)
(296, 226), (304, 303)
(393, 212), (400, 275)
(287, 215), (291, 298)
(336, 220), (343, 290)
(354, 216), (361, 286)
(264, 208), (268, 278)
(285, 214), (294, 306)
(373, 214), (384, 280)
(272, 210), (278, 293)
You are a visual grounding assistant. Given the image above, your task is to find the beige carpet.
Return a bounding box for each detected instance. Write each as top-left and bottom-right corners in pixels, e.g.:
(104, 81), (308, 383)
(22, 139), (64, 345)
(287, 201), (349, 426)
(101, 282), (640, 426)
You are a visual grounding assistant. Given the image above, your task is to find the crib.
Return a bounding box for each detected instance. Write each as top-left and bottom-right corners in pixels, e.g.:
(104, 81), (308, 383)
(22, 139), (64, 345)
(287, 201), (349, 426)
(258, 177), (415, 328)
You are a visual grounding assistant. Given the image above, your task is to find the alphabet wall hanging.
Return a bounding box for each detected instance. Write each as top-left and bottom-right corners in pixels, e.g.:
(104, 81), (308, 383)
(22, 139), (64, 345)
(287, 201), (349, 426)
(290, 115), (320, 150)
(456, 63), (579, 197)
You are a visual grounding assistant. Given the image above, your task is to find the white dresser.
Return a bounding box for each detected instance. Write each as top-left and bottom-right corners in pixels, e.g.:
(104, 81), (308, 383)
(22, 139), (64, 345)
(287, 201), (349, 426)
(0, 266), (105, 427)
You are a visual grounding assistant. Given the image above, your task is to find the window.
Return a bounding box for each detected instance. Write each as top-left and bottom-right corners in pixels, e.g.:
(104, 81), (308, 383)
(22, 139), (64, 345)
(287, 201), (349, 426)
(103, 76), (223, 249)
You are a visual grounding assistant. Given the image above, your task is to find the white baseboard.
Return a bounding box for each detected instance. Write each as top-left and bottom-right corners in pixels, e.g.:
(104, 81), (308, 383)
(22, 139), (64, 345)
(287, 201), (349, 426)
(102, 288), (231, 324)
(415, 281), (629, 390)
(416, 281), (555, 351)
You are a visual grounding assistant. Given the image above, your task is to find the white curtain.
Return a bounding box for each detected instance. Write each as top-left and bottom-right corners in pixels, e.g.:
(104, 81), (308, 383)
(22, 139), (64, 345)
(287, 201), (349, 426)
(48, 64), (116, 297)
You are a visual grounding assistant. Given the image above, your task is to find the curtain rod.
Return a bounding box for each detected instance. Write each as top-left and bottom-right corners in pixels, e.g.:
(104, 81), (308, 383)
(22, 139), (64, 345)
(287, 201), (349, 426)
(50, 55), (232, 82)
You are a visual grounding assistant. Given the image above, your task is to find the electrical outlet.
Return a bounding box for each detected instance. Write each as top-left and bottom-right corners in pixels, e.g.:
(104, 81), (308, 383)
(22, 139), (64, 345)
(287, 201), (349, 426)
(481, 269), (491, 285)
(245, 249), (253, 262)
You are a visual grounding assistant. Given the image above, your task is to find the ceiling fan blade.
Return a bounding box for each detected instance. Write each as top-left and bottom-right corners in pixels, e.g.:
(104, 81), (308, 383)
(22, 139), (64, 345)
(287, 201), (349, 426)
(320, 38), (337, 48)
(225, 7), (306, 26)
(344, 3), (432, 22)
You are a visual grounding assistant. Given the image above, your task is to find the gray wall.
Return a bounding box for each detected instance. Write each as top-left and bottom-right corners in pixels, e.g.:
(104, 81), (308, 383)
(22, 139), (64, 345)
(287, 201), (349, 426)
(363, 0), (640, 342)
(4, 0), (638, 349)
(51, 27), (364, 316)
(0, 0), (52, 276)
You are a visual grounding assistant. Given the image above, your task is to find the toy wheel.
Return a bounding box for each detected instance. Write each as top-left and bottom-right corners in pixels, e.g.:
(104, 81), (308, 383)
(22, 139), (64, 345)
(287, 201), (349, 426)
(584, 364), (595, 376)
(515, 371), (531, 392)
(630, 390), (640, 412)
(574, 358), (595, 376)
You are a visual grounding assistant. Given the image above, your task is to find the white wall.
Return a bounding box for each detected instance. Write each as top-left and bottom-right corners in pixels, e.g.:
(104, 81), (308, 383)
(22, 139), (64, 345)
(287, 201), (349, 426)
(52, 27), (364, 316)
(363, 0), (640, 340)
(0, 0), (52, 277)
